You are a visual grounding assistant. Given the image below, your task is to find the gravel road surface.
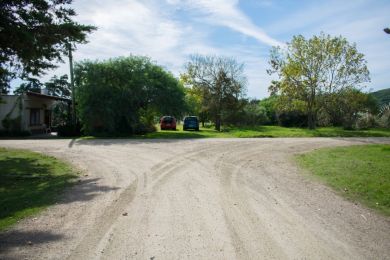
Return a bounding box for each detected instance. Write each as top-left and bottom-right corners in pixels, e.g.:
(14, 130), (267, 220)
(0, 138), (389, 260)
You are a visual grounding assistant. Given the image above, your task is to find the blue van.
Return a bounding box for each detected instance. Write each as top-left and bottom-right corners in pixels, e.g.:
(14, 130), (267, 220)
(183, 116), (199, 131)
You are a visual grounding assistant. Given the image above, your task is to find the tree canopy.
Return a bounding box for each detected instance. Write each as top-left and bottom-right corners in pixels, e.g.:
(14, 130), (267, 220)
(181, 55), (247, 131)
(0, 0), (96, 93)
(75, 56), (186, 135)
(268, 33), (370, 129)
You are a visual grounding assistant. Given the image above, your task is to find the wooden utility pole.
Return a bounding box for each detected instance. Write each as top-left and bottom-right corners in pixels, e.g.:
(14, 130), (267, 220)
(68, 43), (76, 126)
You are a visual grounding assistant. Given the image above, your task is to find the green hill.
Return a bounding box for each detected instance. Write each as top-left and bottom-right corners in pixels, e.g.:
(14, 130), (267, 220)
(370, 88), (390, 106)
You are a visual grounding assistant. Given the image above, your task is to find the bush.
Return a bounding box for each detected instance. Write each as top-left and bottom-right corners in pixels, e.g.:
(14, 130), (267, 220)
(354, 113), (377, 130)
(277, 110), (307, 127)
(57, 123), (82, 137)
(0, 130), (30, 137)
(1, 115), (22, 132)
(378, 103), (390, 128)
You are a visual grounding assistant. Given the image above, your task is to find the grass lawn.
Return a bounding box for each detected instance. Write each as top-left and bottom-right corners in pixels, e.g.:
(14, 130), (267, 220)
(296, 144), (390, 215)
(131, 125), (390, 139)
(0, 147), (77, 231)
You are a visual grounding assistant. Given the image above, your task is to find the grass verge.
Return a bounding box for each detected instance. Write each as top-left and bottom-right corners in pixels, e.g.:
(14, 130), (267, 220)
(296, 144), (390, 215)
(0, 147), (77, 231)
(131, 125), (390, 139)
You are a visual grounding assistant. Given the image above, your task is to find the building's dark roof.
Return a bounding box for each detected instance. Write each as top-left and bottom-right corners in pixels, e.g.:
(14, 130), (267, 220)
(26, 91), (70, 102)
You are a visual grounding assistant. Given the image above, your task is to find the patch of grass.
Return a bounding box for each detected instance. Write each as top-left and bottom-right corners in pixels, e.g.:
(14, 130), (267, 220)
(0, 148), (77, 231)
(296, 145), (390, 215)
(135, 125), (390, 139)
(79, 125), (390, 139)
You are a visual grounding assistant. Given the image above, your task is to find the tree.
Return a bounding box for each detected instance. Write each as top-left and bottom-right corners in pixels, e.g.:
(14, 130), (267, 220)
(0, 0), (96, 93)
(13, 77), (43, 94)
(13, 74), (71, 97)
(182, 55), (247, 131)
(337, 89), (374, 129)
(45, 74), (71, 98)
(75, 56), (186, 135)
(268, 33), (370, 129)
(258, 94), (279, 125)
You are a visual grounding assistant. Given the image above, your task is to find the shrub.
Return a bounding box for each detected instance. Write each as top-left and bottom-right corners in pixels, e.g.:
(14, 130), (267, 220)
(378, 103), (390, 128)
(277, 110), (307, 127)
(354, 112), (377, 130)
(0, 130), (30, 137)
(57, 123), (82, 137)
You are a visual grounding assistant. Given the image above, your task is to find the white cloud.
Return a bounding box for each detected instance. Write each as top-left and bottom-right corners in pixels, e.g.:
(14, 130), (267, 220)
(13, 0), (387, 98)
(25, 0), (275, 98)
(265, 0), (390, 92)
(168, 0), (284, 47)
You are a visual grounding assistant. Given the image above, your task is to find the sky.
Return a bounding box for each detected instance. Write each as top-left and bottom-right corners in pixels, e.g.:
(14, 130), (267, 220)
(19, 0), (390, 98)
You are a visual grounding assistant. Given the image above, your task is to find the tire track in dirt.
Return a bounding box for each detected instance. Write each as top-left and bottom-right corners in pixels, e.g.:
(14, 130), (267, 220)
(0, 138), (389, 260)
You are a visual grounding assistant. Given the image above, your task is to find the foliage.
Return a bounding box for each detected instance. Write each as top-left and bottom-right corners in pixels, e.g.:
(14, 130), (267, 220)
(75, 56), (186, 136)
(45, 74), (72, 127)
(277, 110), (308, 127)
(13, 77), (43, 94)
(336, 89), (374, 129)
(181, 55), (247, 131)
(0, 147), (76, 230)
(183, 86), (210, 126)
(1, 115), (22, 132)
(258, 94), (278, 124)
(228, 99), (268, 126)
(378, 103), (390, 128)
(0, 0), (96, 92)
(0, 95), (24, 135)
(57, 121), (81, 137)
(45, 74), (71, 98)
(268, 33), (370, 129)
(296, 145), (390, 215)
(370, 88), (390, 106)
(354, 112), (378, 130)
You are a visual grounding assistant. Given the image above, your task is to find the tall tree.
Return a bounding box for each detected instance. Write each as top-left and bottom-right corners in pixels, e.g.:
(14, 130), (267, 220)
(0, 0), (96, 93)
(75, 56), (186, 135)
(182, 55), (247, 131)
(268, 33), (370, 129)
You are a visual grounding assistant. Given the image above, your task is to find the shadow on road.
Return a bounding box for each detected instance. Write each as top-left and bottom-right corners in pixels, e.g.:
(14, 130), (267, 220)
(0, 230), (63, 257)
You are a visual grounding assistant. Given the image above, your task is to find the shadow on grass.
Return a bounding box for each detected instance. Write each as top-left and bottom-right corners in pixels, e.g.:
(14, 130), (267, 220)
(0, 155), (119, 230)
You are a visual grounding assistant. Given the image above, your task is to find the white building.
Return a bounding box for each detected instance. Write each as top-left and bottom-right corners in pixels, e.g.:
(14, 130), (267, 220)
(0, 91), (69, 134)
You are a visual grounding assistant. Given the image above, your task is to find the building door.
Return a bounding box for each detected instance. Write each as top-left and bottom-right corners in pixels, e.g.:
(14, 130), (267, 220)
(44, 110), (51, 128)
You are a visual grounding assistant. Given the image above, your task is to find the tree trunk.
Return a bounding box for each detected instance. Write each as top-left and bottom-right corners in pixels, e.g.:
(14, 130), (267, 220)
(308, 112), (315, 129)
(215, 115), (221, 131)
(307, 105), (316, 129)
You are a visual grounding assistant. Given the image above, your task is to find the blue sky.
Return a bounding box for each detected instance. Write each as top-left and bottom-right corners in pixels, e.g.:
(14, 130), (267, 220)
(27, 0), (390, 98)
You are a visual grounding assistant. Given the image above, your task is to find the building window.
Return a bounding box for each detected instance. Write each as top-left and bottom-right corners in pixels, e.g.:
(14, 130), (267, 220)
(30, 109), (40, 126)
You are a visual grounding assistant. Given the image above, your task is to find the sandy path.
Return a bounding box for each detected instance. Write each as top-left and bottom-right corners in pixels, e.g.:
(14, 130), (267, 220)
(0, 138), (389, 259)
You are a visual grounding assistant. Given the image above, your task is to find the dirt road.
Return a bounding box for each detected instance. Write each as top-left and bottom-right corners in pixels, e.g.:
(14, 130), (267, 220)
(0, 138), (389, 259)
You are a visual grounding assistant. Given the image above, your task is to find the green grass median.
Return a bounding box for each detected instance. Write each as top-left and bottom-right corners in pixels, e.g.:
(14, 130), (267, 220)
(296, 144), (390, 215)
(0, 148), (77, 231)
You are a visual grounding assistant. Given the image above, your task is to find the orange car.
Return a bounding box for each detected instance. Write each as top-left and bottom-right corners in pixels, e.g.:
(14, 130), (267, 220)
(160, 116), (176, 130)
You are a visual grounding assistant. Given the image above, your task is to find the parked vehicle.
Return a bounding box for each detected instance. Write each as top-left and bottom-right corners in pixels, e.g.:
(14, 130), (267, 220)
(183, 116), (199, 131)
(160, 116), (176, 130)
